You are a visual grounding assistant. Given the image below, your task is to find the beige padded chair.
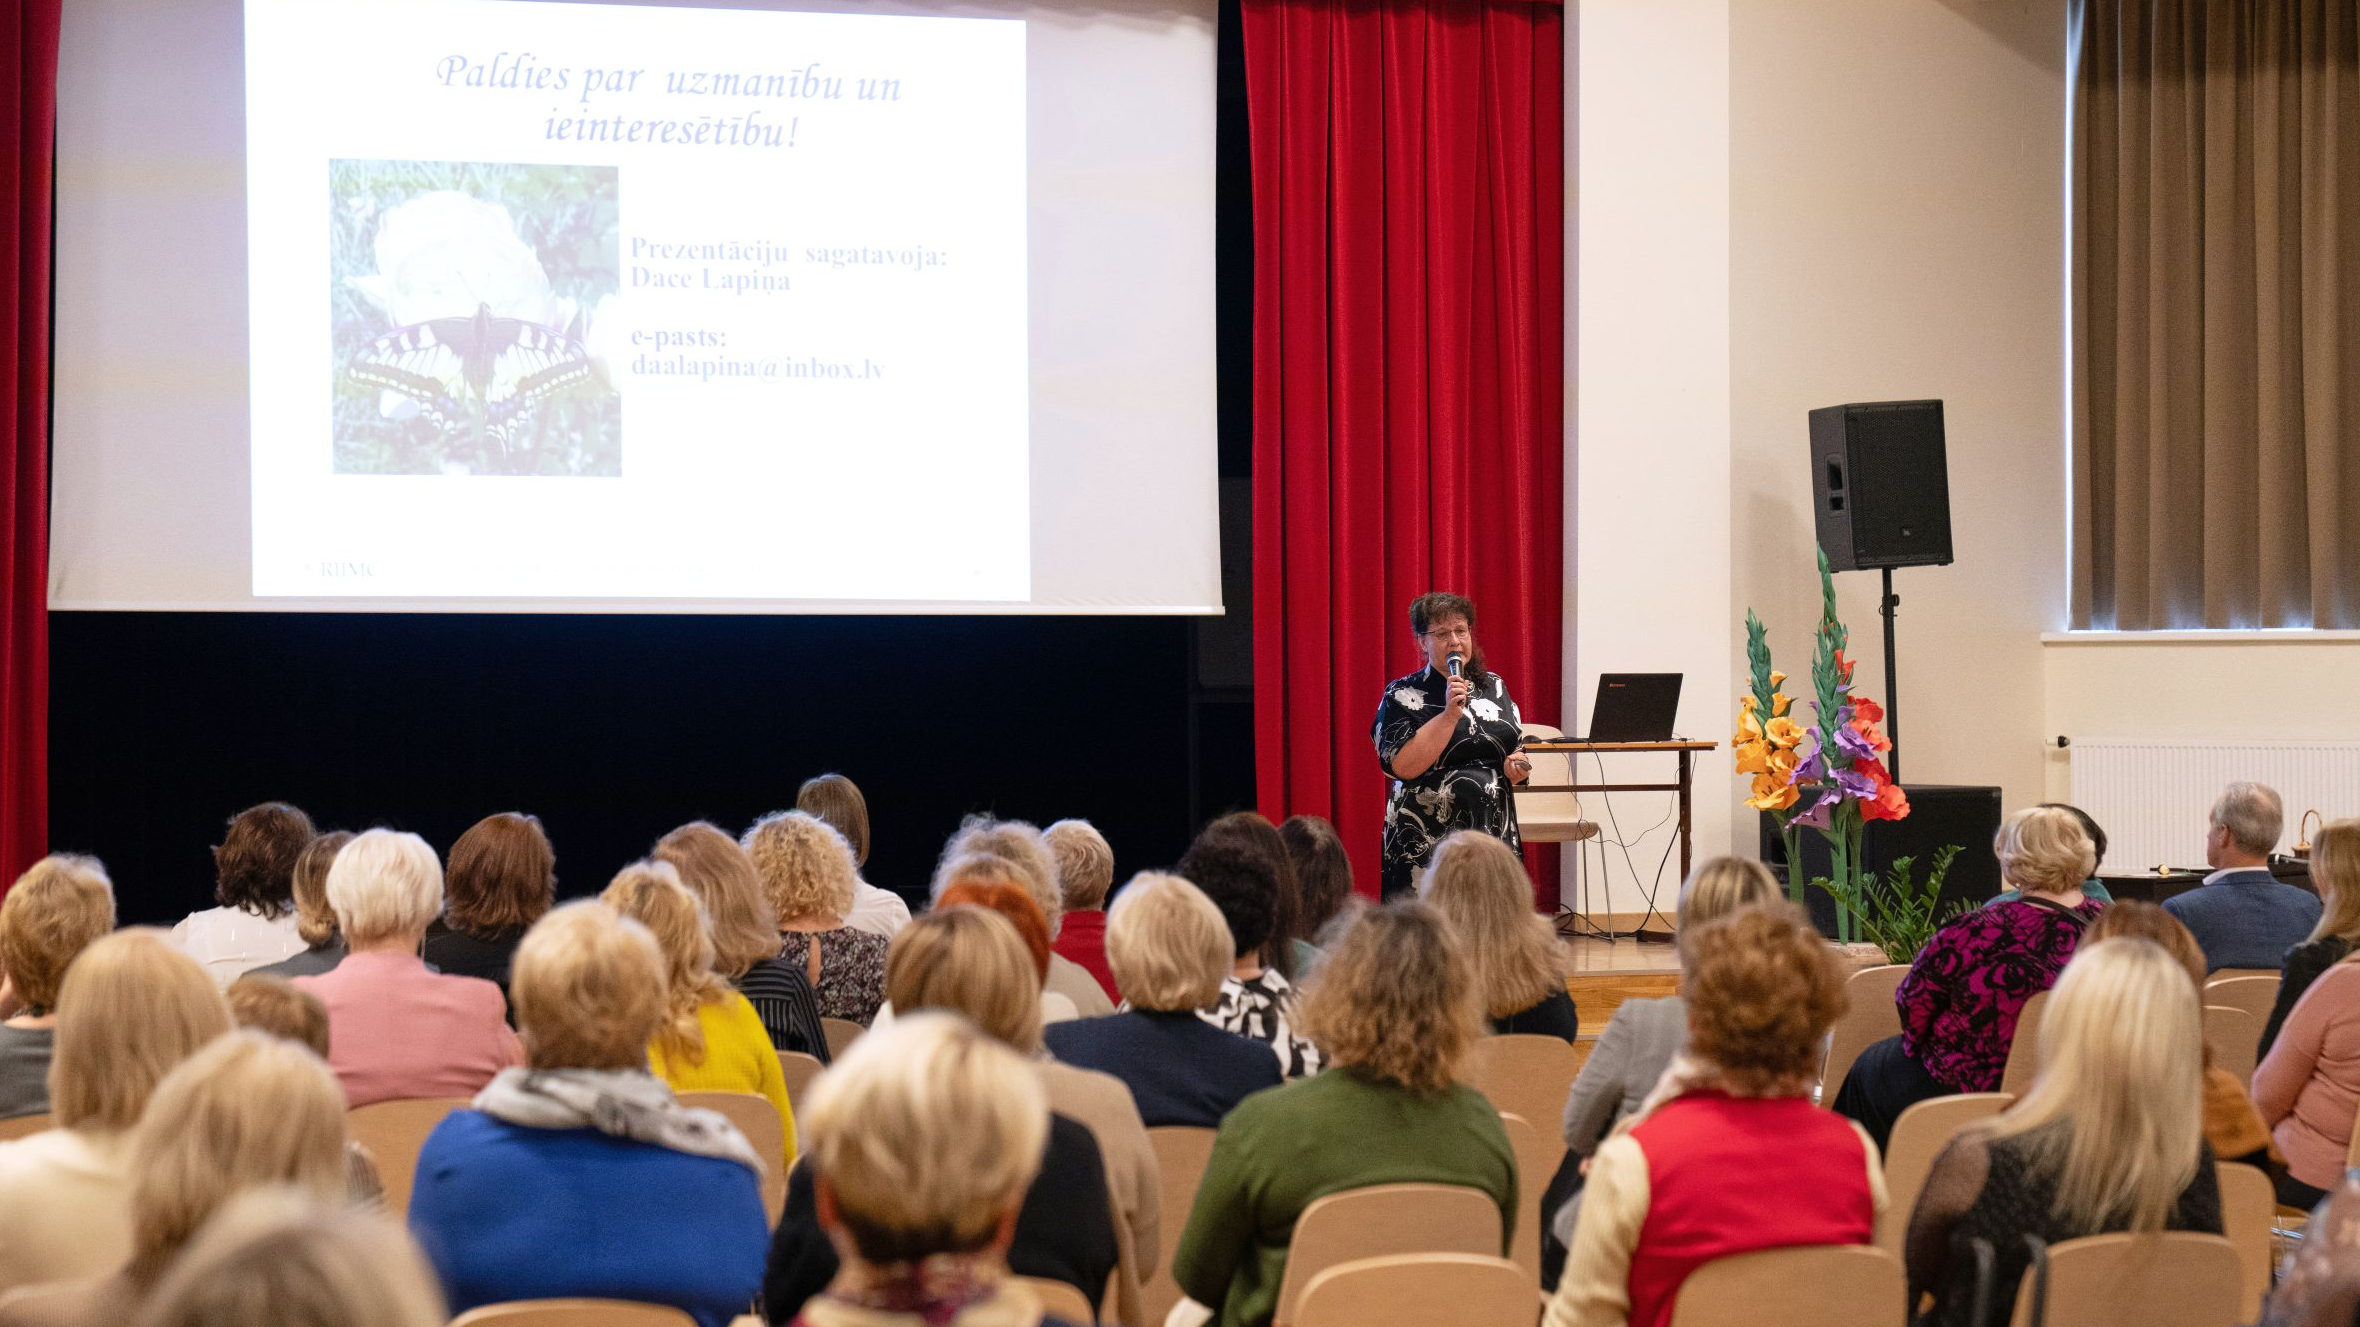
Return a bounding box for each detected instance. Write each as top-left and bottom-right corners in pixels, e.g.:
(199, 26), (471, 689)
(1497, 1112), (1566, 1288)
(0, 1111), (50, 1142)
(821, 1017), (866, 1059)
(2202, 1006), (2260, 1086)
(2217, 1161), (2273, 1324)
(1514, 722), (1598, 843)
(1014, 1274), (1100, 1324)
(1271, 1184), (1505, 1326)
(1666, 1244), (1905, 1327)
(1877, 1093), (2012, 1255)
(779, 1050), (825, 1117)
(2006, 1231), (2241, 1327)
(450, 1299), (696, 1327)
(1469, 1034), (1581, 1151)
(2203, 973), (2280, 1030)
(1998, 992), (2051, 1099)
(678, 1091), (788, 1224)
(1294, 1253), (1533, 1327)
(1820, 965), (1907, 1103)
(345, 1096), (471, 1216)
(1141, 1126), (1217, 1327)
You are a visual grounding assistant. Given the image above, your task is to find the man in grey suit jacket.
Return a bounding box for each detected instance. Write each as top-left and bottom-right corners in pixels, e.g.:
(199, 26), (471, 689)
(2164, 781), (2321, 972)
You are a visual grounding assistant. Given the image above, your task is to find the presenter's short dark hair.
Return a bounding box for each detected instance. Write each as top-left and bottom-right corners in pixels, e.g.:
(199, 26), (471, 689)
(1178, 820), (1277, 960)
(1408, 592), (1476, 635)
(213, 803), (317, 917)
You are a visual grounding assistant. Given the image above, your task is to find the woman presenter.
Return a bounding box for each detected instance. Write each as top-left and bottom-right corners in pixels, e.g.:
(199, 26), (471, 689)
(1371, 592), (1534, 900)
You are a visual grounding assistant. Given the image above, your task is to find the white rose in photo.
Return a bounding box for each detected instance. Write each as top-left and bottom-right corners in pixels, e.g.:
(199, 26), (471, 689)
(348, 191), (564, 328)
(1393, 687), (1426, 712)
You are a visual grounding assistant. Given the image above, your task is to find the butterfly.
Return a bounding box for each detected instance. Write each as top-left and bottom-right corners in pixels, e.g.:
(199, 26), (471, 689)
(347, 302), (599, 454)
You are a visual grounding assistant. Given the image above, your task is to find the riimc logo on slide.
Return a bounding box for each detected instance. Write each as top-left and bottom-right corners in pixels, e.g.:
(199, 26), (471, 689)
(246, 0), (1031, 603)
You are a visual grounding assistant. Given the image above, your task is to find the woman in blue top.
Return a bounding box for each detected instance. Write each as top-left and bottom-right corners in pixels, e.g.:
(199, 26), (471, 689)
(1371, 592), (1535, 900)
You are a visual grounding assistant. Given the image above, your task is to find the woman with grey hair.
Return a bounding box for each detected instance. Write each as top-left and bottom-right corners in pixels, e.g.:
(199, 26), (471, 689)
(933, 815), (1114, 1018)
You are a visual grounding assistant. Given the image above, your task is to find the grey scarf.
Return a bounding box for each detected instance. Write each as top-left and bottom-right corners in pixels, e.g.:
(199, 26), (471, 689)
(472, 1067), (763, 1174)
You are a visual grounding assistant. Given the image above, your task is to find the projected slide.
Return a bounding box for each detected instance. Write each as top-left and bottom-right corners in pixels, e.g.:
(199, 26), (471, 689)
(246, 0), (1028, 601)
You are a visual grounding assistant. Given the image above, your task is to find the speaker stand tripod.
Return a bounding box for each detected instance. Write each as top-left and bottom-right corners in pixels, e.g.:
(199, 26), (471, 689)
(1880, 565), (1901, 783)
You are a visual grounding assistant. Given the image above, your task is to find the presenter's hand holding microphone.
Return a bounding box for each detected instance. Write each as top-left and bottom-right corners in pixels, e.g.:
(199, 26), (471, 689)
(1444, 650), (1472, 716)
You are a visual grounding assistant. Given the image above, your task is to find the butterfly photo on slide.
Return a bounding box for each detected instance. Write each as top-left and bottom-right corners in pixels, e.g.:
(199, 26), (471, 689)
(331, 160), (622, 477)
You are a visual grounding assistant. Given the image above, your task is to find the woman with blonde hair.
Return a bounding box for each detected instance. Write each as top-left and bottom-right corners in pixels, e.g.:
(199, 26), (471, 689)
(1424, 831), (1576, 1040)
(793, 773), (913, 938)
(935, 816), (1116, 1018)
(1547, 905), (1880, 1327)
(762, 908), (1140, 1324)
(0, 1030), (352, 1327)
(1906, 938), (2222, 1327)
(743, 810), (891, 1024)
(1173, 905), (1515, 1327)
(0, 931), (231, 1294)
(655, 822), (829, 1060)
(130, 1190), (446, 1327)
(423, 812), (556, 996)
(600, 861), (791, 1133)
(2260, 817), (2360, 1058)
(408, 902), (767, 1326)
(0, 854), (117, 1118)
(1835, 806), (2105, 1148)
(250, 831), (356, 982)
(1044, 872), (1284, 1127)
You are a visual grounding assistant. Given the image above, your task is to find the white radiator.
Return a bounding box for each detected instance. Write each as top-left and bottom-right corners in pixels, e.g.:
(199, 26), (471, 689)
(2067, 738), (2360, 873)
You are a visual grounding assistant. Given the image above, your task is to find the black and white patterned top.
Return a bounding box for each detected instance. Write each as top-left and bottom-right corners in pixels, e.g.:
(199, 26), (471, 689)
(1371, 664), (1525, 897)
(1199, 970), (1324, 1079)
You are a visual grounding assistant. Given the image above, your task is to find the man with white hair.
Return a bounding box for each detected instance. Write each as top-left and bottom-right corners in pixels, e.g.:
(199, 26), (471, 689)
(2163, 781), (2321, 972)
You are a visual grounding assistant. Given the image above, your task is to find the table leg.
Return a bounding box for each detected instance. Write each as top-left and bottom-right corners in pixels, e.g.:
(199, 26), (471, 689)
(1677, 749), (1693, 883)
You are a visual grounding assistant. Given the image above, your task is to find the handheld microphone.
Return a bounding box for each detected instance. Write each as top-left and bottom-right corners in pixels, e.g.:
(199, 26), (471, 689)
(1446, 652), (1465, 680)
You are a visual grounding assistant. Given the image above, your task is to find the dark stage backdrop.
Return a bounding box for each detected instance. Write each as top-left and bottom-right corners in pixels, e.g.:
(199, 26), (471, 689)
(52, 612), (1254, 927)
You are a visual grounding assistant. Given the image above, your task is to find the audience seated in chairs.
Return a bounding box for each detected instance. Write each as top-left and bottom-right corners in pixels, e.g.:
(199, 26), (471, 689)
(1177, 816), (1325, 1080)
(2260, 817), (2360, 1058)
(249, 832), (355, 982)
(602, 860), (793, 1139)
(171, 802), (317, 987)
(2165, 781), (2320, 973)
(931, 876), (1081, 1024)
(1546, 902), (1881, 1327)
(1172, 903), (1515, 1327)
(1422, 830), (1578, 1041)
(2082, 901), (2279, 1175)
(656, 821), (831, 1061)
(1904, 936), (2222, 1327)
(292, 829), (522, 1106)
(0, 1030), (351, 1327)
(1044, 872), (1285, 1127)
(935, 816), (1116, 1019)
(421, 812), (555, 1001)
(745, 810), (892, 1026)
(764, 907), (1129, 1323)
(129, 1189), (446, 1327)
(793, 773), (914, 939)
(0, 930), (231, 1294)
(2253, 849), (2360, 1208)
(778, 1011), (1087, 1327)
(1835, 806), (2106, 1149)
(406, 901), (769, 1327)
(223, 976), (389, 1206)
(1045, 818), (1121, 1003)
(0, 854), (116, 1119)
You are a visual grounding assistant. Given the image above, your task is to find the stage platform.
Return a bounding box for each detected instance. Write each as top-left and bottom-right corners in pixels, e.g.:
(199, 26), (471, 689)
(1560, 935), (1679, 1060)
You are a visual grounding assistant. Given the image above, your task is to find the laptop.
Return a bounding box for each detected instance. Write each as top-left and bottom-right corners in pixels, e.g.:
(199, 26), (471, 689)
(1583, 673), (1683, 742)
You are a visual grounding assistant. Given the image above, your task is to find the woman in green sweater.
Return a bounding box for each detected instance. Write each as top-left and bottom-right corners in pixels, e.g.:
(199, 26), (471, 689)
(1170, 902), (1517, 1327)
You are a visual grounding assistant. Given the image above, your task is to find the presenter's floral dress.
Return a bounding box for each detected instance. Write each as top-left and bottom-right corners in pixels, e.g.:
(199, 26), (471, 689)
(1371, 665), (1525, 899)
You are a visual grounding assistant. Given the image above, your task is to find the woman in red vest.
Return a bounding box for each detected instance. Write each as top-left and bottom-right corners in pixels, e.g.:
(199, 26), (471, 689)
(1545, 903), (1883, 1327)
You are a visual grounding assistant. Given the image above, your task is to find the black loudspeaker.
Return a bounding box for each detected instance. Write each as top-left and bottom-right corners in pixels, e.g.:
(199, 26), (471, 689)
(1760, 785), (2002, 941)
(1809, 400), (1955, 571)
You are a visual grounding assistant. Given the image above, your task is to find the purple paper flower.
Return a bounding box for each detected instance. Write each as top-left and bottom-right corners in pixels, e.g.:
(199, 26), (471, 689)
(1789, 788), (1841, 830)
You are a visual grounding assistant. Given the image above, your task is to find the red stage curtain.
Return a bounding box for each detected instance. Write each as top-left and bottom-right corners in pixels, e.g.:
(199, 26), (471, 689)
(1245, 0), (1564, 903)
(0, 1), (58, 882)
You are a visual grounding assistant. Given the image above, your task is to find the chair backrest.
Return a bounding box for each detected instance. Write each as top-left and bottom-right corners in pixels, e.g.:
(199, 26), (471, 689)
(677, 1091), (787, 1224)
(821, 1017), (866, 1058)
(779, 1050), (825, 1117)
(1013, 1274), (1099, 1325)
(2201, 1006), (2260, 1086)
(450, 1299), (696, 1327)
(1293, 1253), (1533, 1327)
(2006, 1231), (2241, 1327)
(1496, 1112), (1564, 1288)
(1273, 1184), (1504, 1326)
(1820, 965), (1907, 1103)
(1998, 991), (2051, 1099)
(1140, 1126), (1218, 1327)
(1877, 1093), (2012, 1255)
(2216, 1162), (2273, 1324)
(0, 1111), (51, 1143)
(345, 1097), (471, 1216)
(2201, 974), (2279, 1029)
(1667, 1244), (1905, 1327)
(1468, 1034), (1582, 1153)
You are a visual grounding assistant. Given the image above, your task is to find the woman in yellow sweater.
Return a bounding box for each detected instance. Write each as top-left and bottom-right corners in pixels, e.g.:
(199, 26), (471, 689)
(602, 861), (794, 1155)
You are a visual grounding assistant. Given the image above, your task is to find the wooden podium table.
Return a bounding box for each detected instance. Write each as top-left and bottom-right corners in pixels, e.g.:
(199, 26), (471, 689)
(1519, 740), (1719, 881)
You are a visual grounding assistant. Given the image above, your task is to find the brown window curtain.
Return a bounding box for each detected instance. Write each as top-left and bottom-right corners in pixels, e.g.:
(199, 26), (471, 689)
(2072, 0), (2360, 630)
